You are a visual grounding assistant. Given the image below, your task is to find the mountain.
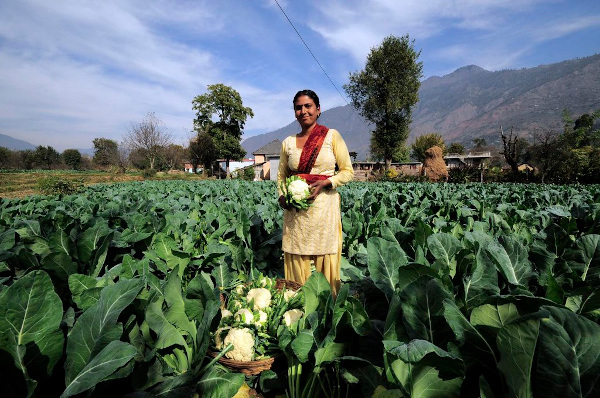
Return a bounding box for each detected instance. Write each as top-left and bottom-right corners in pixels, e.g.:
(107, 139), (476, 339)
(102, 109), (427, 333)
(242, 54), (600, 160)
(0, 133), (36, 151)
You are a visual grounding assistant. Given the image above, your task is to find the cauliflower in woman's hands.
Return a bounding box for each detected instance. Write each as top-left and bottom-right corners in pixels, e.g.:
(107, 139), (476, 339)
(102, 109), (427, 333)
(281, 175), (312, 210)
(223, 328), (255, 361)
(246, 288), (271, 310)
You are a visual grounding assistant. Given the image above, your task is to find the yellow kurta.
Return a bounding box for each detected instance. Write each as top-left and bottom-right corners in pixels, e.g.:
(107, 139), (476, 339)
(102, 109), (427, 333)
(277, 128), (353, 293)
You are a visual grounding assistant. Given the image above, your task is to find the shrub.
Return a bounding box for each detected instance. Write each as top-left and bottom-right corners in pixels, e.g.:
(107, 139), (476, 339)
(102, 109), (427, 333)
(37, 176), (84, 195)
(142, 168), (156, 178)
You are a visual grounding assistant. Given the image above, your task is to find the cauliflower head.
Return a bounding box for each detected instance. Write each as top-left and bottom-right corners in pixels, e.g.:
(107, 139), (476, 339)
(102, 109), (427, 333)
(221, 308), (233, 319)
(288, 179), (310, 202)
(247, 288), (272, 310)
(235, 308), (254, 325)
(283, 289), (297, 302)
(283, 309), (304, 327)
(255, 310), (268, 329)
(223, 327), (255, 361)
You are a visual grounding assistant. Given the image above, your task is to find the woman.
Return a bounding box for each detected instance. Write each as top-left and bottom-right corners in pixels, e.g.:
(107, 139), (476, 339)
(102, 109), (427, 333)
(277, 89), (354, 295)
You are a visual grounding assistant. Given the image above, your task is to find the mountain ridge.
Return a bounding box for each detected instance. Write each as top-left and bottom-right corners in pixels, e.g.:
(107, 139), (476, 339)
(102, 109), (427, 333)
(242, 53), (600, 160)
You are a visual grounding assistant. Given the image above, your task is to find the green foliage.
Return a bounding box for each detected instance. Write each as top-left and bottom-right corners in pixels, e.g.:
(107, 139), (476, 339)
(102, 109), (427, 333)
(2, 180), (600, 397)
(141, 168), (157, 178)
(447, 142), (465, 155)
(93, 138), (119, 167)
(192, 84), (254, 177)
(33, 145), (60, 169)
(62, 149), (82, 170)
(36, 175), (84, 195)
(411, 132), (446, 162)
(345, 35), (423, 168)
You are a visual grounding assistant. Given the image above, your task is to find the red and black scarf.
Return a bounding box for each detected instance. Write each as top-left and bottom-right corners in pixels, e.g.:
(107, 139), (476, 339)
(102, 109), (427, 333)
(294, 123), (330, 184)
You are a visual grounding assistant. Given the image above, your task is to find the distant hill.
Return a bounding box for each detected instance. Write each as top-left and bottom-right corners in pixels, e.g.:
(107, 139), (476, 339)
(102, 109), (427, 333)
(243, 53), (600, 160)
(0, 133), (36, 151)
(0, 133), (94, 156)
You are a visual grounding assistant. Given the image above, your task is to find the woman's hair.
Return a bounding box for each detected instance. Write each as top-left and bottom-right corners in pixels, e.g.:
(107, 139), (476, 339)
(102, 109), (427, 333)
(293, 89), (320, 109)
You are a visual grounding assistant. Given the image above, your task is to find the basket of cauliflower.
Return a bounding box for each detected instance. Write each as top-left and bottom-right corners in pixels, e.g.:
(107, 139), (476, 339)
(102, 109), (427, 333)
(210, 275), (303, 375)
(280, 175), (312, 210)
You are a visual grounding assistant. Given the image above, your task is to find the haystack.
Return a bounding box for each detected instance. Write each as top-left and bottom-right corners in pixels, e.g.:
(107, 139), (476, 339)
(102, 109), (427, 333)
(421, 146), (448, 182)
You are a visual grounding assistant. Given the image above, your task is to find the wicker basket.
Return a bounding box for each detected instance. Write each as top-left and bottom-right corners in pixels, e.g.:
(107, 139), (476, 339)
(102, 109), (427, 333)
(208, 351), (280, 376)
(211, 278), (302, 375)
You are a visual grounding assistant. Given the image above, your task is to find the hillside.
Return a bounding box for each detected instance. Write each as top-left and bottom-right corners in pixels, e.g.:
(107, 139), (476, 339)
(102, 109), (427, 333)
(242, 54), (600, 160)
(0, 133), (36, 151)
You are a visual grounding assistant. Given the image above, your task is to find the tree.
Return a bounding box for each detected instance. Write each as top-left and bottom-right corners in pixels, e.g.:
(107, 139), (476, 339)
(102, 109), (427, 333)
(123, 112), (172, 170)
(93, 138), (119, 167)
(0, 147), (16, 169)
(411, 133), (445, 162)
(189, 131), (218, 175)
(63, 149), (82, 170)
(163, 144), (186, 171)
(344, 34), (423, 170)
(500, 126), (529, 180)
(472, 138), (487, 148)
(192, 84), (254, 178)
(19, 150), (36, 170)
(447, 142), (465, 155)
(33, 146), (60, 169)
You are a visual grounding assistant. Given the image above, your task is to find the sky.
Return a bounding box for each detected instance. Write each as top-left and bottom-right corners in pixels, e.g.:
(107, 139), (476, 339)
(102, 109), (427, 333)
(1, 0), (599, 152)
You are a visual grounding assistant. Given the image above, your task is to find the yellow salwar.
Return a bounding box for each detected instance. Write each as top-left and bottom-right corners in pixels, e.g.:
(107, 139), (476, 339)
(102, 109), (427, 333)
(278, 129), (353, 296)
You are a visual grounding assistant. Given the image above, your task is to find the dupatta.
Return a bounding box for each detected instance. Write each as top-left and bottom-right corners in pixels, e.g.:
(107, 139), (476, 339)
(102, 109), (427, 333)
(294, 123), (330, 184)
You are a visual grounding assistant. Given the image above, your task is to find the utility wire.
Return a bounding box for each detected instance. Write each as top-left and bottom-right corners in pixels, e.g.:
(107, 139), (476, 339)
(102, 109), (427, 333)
(273, 0), (370, 128)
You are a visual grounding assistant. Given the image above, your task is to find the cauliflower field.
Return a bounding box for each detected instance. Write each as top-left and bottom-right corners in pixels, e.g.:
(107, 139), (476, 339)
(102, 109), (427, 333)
(1, 180), (600, 397)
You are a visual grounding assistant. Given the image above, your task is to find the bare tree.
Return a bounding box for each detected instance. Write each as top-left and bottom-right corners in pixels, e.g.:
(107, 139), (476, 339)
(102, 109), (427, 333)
(123, 112), (172, 170)
(500, 126), (520, 179)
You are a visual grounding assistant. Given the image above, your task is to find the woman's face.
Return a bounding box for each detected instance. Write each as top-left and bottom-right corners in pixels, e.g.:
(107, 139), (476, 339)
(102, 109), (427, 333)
(294, 95), (320, 129)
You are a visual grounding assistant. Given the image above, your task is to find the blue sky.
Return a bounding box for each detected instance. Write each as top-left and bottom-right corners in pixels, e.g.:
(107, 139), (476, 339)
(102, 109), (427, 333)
(1, 0), (599, 152)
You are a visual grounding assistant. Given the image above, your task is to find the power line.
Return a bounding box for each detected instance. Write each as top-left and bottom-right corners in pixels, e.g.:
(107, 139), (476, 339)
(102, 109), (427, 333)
(273, 0), (370, 129)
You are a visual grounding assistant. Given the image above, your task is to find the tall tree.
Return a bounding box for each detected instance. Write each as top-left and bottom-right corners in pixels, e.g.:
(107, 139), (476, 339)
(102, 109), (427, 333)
(189, 131), (218, 176)
(123, 112), (172, 170)
(411, 133), (446, 162)
(93, 138), (119, 167)
(192, 84), (254, 178)
(33, 146), (60, 169)
(344, 34), (423, 170)
(62, 149), (82, 170)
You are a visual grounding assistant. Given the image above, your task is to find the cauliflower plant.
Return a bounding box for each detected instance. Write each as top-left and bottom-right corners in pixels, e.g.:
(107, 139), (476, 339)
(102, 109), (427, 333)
(283, 309), (304, 327)
(223, 327), (255, 361)
(247, 288), (271, 310)
(283, 289), (297, 302)
(235, 308), (254, 325)
(214, 326), (231, 350)
(255, 310), (268, 329)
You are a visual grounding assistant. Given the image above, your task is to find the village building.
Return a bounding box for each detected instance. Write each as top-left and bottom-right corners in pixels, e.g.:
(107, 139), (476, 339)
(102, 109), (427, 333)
(251, 139), (281, 181)
(444, 151), (492, 169)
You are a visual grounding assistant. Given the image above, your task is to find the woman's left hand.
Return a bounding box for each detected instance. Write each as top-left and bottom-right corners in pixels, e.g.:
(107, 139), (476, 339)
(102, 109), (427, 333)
(308, 179), (332, 200)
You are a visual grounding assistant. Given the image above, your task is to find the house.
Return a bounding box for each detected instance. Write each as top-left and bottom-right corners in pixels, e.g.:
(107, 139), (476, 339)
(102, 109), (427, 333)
(252, 139), (282, 181)
(444, 152), (491, 169)
(183, 162), (200, 173)
(352, 161), (423, 181)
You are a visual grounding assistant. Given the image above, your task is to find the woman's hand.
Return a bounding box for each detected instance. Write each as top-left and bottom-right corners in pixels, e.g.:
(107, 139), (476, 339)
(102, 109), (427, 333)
(308, 179), (332, 200)
(278, 195), (290, 209)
